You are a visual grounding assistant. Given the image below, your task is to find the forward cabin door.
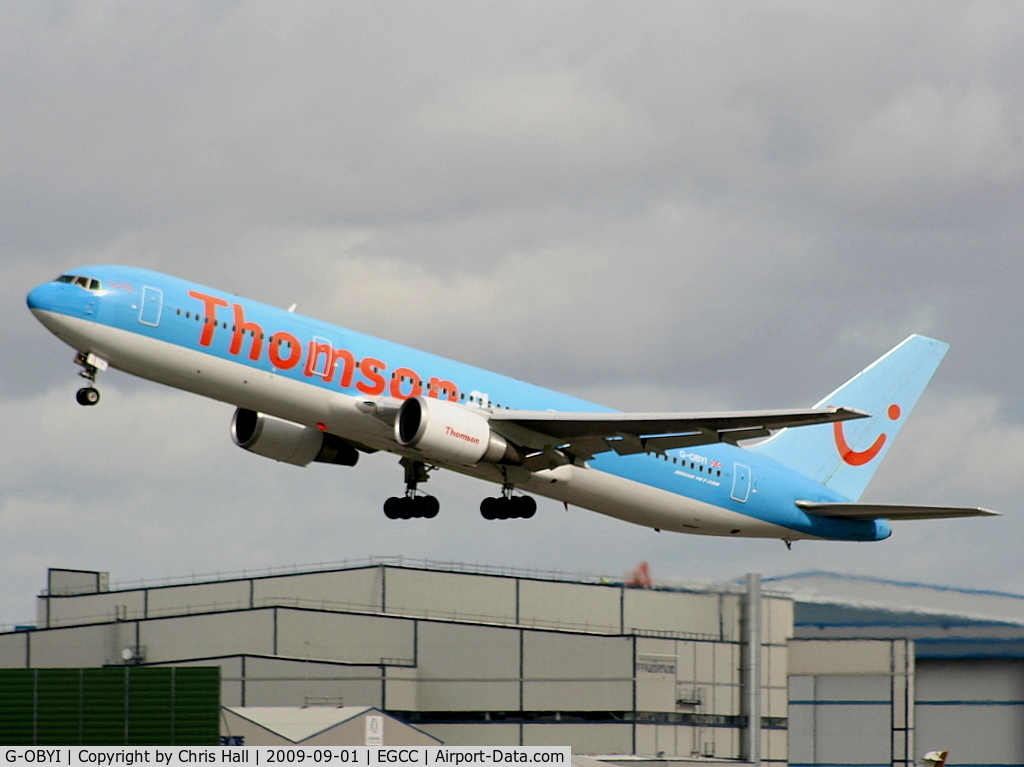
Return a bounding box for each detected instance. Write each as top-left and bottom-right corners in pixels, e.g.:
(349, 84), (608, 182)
(139, 286), (163, 327)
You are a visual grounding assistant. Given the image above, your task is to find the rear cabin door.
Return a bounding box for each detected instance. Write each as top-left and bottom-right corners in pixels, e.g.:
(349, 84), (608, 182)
(730, 463), (751, 503)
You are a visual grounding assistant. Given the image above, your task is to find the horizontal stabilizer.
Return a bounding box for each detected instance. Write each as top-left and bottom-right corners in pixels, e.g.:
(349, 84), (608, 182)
(797, 500), (1000, 521)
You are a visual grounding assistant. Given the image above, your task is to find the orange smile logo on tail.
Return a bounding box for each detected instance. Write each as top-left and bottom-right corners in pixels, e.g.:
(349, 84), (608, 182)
(833, 404), (902, 466)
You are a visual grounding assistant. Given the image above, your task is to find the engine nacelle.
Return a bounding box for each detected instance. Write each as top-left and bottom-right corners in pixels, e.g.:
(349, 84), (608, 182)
(231, 409), (359, 467)
(395, 397), (516, 466)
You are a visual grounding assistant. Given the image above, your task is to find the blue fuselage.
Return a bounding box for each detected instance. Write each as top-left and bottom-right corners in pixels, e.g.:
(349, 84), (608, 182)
(27, 266), (890, 542)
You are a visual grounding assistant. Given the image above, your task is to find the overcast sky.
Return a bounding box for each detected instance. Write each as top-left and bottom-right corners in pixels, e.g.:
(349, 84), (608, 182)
(3, 1), (1023, 627)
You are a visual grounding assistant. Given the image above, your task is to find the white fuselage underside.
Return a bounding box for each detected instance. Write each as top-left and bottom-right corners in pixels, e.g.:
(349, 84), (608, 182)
(35, 309), (809, 539)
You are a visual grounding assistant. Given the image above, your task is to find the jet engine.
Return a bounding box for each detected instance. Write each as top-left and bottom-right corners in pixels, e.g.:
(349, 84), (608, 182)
(231, 408), (359, 467)
(395, 397), (519, 465)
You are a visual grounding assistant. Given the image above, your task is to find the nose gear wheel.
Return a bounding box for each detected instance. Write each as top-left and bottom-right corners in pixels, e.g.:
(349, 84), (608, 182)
(76, 387), (100, 406)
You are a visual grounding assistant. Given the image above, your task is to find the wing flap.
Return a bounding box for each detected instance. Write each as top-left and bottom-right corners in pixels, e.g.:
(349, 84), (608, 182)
(797, 501), (1000, 520)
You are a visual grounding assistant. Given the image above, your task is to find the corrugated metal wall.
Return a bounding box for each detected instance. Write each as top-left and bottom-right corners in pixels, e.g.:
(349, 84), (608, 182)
(915, 658), (1024, 765)
(788, 639), (914, 767)
(0, 666), (219, 745)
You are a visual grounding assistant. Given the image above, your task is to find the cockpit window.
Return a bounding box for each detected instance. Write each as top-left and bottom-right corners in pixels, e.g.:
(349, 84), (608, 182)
(56, 274), (102, 291)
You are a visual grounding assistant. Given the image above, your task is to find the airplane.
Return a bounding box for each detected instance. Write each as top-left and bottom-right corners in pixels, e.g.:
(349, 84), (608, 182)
(26, 266), (996, 543)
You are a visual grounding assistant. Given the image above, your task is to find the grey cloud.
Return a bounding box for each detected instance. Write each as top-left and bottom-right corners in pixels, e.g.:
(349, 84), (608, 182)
(3, 1), (1024, 625)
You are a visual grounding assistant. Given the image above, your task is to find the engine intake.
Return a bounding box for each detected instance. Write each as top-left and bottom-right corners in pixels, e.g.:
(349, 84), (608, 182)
(231, 409), (359, 467)
(396, 397), (518, 465)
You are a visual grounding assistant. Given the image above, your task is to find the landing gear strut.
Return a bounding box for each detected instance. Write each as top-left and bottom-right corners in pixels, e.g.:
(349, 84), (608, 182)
(74, 351), (106, 407)
(384, 459), (440, 520)
(480, 483), (537, 520)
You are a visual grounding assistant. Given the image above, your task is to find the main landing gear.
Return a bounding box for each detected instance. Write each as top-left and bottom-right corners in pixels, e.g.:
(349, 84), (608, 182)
(384, 459), (440, 519)
(74, 351), (107, 407)
(384, 494), (440, 519)
(383, 459), (539, 521)
(480, 484), (537, 520)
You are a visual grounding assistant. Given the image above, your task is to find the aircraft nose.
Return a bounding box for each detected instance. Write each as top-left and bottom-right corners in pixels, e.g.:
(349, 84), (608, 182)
(26, 282), (59, 314)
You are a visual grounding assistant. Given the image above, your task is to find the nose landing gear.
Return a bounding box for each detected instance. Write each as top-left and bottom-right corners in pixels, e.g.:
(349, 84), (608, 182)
(74, 351), (107, 406)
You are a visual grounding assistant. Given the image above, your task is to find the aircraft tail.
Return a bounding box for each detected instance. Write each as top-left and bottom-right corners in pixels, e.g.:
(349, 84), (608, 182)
(749, 335), (948, 501)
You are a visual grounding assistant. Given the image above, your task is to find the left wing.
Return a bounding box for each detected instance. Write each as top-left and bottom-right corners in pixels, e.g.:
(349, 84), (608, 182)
(796, 501), (1000, 520)
(486, 406), (867, 465)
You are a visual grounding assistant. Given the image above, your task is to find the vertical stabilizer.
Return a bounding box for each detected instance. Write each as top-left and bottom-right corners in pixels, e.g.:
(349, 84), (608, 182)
(749, 335), (948, 501)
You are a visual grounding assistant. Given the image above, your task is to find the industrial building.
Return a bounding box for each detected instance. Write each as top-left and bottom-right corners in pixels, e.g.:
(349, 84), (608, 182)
(1, 561), (1022, 764)
(1, 561), (788, 760)
(774, 571), (1024, 767)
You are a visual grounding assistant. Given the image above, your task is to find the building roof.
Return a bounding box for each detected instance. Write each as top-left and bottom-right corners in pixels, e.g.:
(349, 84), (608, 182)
(225, 706), (379, 743)
(766, 571), (1024, 658)
(764, 570), (1024, 627)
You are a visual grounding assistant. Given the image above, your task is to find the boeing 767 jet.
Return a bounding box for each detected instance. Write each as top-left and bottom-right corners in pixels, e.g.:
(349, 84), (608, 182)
(27, 266), (995, 543)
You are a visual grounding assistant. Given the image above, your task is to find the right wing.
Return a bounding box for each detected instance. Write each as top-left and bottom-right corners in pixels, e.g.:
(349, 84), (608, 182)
(486, 406), (868, 467)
